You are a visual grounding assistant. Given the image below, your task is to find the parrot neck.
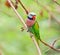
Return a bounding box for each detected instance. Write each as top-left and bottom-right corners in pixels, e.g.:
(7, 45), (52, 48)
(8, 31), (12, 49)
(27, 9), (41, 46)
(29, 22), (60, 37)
(26, 19), (35, 27)
(28, 17), (33, 20)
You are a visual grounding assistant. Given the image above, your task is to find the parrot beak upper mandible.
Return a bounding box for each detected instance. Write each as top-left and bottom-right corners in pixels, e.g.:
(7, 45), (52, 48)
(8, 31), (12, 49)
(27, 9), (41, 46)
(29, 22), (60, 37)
(32, 15), (36, 20)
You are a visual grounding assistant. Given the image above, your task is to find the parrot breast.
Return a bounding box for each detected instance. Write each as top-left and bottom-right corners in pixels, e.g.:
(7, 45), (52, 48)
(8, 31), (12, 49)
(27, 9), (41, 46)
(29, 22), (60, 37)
(26, 19), (40, 40)
(26, 19), (35, 27)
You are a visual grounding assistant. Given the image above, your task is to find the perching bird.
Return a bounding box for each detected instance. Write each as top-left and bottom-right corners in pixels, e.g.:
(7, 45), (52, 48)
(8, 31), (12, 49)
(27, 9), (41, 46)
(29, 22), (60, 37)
(26, 12), (40, 44)
(25, 12), (60, 52)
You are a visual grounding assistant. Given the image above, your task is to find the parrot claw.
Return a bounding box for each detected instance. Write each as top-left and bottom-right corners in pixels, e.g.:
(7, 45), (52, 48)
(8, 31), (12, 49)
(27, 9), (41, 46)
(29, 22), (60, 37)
(27, 29), (29, 32)
(30, 34), (33, 38)
(21, 27), (24, 32)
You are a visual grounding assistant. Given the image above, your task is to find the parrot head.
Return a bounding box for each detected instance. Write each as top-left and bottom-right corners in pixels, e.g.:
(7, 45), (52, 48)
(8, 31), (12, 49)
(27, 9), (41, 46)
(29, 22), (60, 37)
(28, 12), (36, 20)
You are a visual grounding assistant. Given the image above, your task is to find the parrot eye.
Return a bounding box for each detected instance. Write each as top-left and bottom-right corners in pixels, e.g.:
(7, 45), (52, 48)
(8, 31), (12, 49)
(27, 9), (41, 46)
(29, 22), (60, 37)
(30, 14), (33, 16)
(28, 12), (36, 20)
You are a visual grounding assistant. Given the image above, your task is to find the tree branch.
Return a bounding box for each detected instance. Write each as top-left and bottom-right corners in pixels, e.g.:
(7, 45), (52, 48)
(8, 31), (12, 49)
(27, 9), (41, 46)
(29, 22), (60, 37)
(52, 38), (60, 47)
(7, 0), (42, 55)
(34, 0), (60, 25)
(18, 0), (29, 14)
(45, 38), (60, 53)
(48, 11), (60, 25)
(53, 0), (60, 6)
(39, 38), (60, 52)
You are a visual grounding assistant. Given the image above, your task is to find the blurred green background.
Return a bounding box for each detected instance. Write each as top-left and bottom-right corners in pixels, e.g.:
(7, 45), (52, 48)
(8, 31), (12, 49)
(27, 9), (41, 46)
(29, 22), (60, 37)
(0, 0), (60, 55)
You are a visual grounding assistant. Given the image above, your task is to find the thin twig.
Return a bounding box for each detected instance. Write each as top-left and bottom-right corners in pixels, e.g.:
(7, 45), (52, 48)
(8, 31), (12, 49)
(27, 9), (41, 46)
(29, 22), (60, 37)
(53, 0), (60, 6)
(52, 38), (60, 47)
(48, 11), (52, 27)
(18, 0), (29, 14)
(39, 38), (60, 52)
(34, 0), (60, 25)
(45, 38), (60, 53)
(7, 0), (42, 55)
(7, 0), (27, 28)
(32, 36), (42, 55)
(48, 11), (60, 25)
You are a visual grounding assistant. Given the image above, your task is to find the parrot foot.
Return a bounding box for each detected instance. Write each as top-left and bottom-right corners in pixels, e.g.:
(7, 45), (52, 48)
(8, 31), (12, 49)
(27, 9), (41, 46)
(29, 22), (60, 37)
(27, 29), (29, 32)
(21, 27), (28, 32)
(21, 27), (24, 31)
(30, 33), (34, 38)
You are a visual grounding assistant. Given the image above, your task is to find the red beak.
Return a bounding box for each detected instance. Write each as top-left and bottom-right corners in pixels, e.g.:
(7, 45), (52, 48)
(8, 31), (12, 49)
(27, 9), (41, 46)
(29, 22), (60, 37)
(32, 15), (36, 20)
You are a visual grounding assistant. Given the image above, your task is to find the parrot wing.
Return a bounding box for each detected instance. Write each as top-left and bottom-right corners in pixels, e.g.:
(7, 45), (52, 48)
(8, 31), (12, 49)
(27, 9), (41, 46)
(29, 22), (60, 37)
(28, 21), (40, 40)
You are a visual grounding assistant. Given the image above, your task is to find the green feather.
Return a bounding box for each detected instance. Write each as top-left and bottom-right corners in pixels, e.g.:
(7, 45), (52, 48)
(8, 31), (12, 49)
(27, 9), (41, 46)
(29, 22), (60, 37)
(28, 21), (40, 44)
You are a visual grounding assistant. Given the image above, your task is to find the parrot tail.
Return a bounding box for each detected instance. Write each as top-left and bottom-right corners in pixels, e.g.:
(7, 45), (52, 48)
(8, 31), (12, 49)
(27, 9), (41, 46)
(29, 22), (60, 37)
(39, 38), (60, 52)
